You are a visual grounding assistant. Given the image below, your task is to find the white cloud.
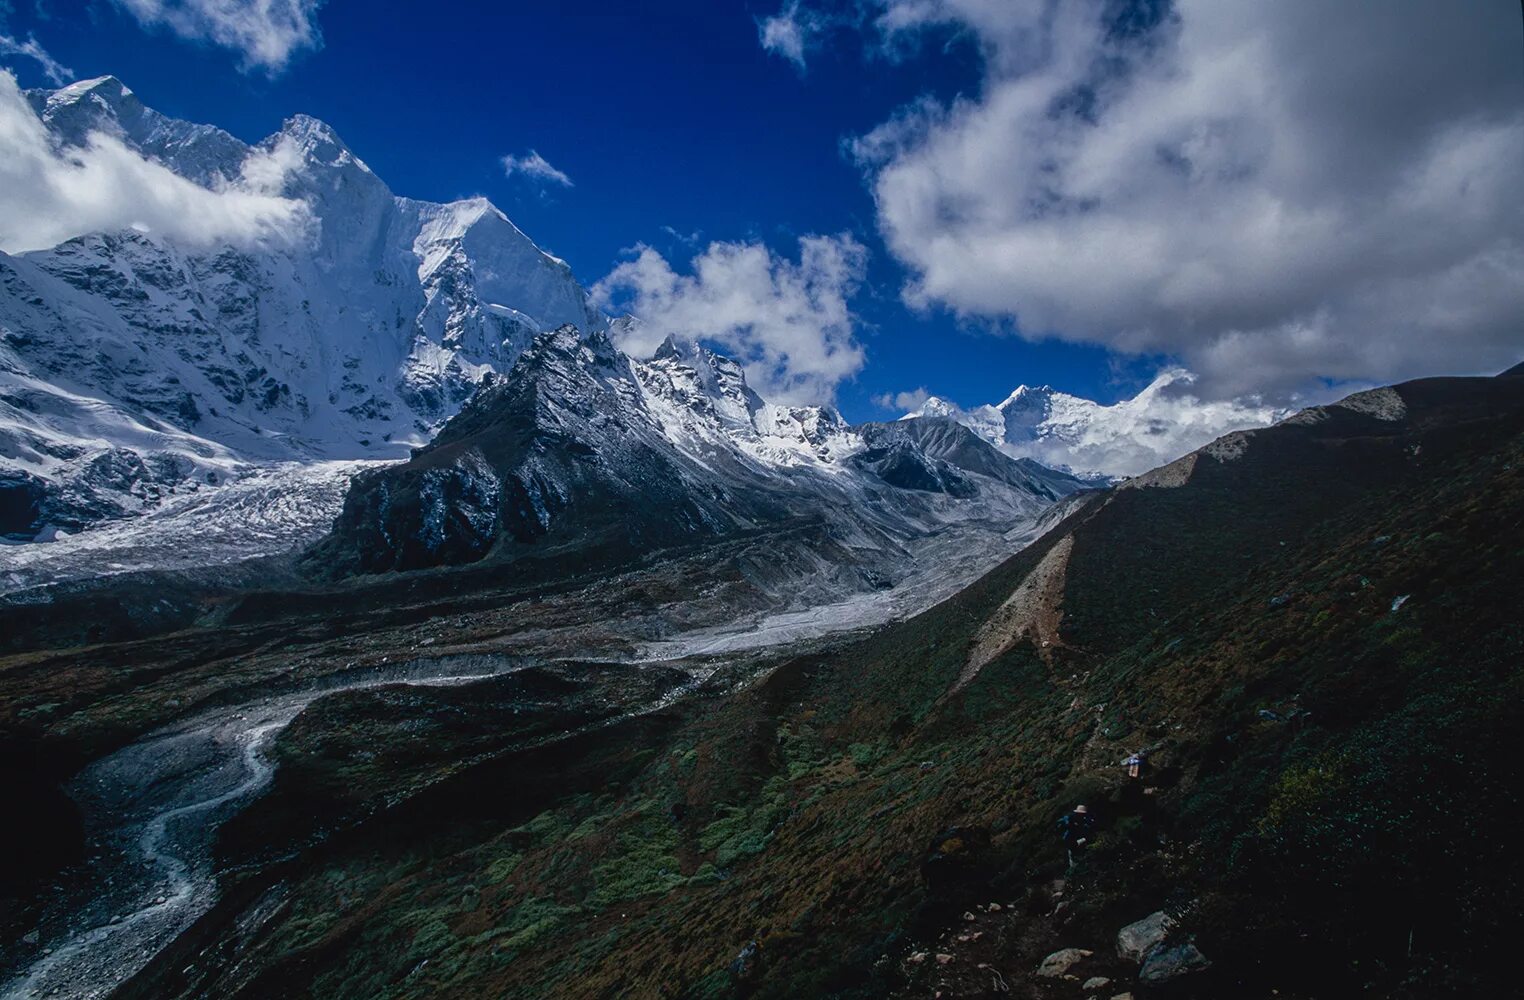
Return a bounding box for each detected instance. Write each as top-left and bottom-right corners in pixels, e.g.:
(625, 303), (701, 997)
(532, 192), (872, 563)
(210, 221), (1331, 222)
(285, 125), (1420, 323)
(0, 31), (73, 85)
(797, 0), (1524, 397)
(114, 0), (324, 74)
(758, 1), (818, 70)
(593, 234), (868, 404)
(0, 70), (309, 253)
(873, 387), (930, 411)
(501, 150), (573, 188)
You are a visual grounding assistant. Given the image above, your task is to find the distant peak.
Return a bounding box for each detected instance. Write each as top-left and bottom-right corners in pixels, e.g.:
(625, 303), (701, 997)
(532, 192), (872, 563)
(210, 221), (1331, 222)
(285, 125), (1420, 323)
(43, 75), (141, 125)
(652, 334), (687, 361)
(281, 112), (337, 137)
(996, 384), (1056, 410)
(277, 114), (370, 172)
(49, 75), (132, 103)
(452, 195), (501, 222)
(907, 396), (958, 418)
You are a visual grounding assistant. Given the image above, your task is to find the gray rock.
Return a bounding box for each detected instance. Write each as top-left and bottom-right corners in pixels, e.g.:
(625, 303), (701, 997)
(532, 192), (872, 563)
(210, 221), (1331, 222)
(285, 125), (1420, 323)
(1035, 947), (1092, 978)
(1116, 910), (1175, 962)
(1082, 975), (1112, 990)
(1139, 942), (1211, 983)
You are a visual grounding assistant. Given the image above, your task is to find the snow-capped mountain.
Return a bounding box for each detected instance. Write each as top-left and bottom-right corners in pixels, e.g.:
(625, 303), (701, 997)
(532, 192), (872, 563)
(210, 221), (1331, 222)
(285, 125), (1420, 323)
(311, 325), (1089, 581)
(0, 71), (1093, 625)
(1, 76), (599, 539)
(904, 370), (1287, 479)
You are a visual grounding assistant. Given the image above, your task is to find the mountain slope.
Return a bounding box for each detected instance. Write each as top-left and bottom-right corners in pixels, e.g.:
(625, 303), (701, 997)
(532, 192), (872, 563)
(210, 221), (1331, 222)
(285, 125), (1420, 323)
(1, 77), (599, 540)
(93, 367), (1524, 999)
(308, 325), (1089, 583)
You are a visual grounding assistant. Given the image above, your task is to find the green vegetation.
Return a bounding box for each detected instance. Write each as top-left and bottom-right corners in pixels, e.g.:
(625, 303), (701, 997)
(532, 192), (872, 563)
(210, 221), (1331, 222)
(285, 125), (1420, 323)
(63, 374), (1524, 998)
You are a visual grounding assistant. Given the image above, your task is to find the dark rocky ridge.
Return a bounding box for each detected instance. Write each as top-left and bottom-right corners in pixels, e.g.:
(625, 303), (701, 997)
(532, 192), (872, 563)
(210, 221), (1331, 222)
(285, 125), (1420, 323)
(307, 325), (1089, 578)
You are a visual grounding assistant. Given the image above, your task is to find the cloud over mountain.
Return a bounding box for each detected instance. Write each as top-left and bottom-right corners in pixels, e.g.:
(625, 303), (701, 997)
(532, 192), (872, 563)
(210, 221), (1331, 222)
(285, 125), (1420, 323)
(594, 234), (868, 404)
(775, 0), (1524, 398)
(0, 72), (309, 253)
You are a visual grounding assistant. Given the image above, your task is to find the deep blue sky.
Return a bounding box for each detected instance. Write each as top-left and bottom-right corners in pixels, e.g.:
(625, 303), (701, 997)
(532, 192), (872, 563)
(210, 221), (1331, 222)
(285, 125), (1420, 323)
(2, 0), (1146, 420)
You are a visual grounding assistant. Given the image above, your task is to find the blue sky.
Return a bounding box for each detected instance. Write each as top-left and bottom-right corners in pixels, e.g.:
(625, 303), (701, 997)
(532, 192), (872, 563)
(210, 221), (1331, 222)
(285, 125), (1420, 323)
(2, 1), (1519, 422)
(0, 0), (1150, 420)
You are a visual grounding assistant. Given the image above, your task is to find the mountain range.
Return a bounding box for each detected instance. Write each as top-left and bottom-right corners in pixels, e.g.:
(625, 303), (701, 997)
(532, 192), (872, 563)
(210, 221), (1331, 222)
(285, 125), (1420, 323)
(0, 75), (1275, 547)
(904, 370), (1286, 479)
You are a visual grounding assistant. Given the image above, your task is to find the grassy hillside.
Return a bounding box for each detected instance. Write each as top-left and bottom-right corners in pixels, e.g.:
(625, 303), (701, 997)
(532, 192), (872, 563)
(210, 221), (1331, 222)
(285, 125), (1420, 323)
(110, 370), (1523, 999)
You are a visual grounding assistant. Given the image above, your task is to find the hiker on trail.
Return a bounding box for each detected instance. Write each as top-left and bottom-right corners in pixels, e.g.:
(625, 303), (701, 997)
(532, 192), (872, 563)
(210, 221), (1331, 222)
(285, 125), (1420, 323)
(1123, 752), (1147, 780)
(1057, 804), (1095, 870)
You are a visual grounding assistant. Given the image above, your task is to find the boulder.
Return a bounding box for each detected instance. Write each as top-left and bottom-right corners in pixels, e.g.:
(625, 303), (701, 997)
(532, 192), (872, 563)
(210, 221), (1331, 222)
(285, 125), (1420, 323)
(1082, 976), (1112, 990)
(1116, 910), (1175, 962)
(1139, 942), (1211, 984)
(1035, 947), (1092, 978)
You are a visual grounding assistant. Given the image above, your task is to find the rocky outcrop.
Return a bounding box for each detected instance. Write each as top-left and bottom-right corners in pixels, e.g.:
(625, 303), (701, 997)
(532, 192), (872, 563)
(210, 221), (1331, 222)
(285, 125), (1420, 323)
(1035, 947), (1093, 978)
(1139, 942), (1211, 984)
(1116, 910), (1175, 963)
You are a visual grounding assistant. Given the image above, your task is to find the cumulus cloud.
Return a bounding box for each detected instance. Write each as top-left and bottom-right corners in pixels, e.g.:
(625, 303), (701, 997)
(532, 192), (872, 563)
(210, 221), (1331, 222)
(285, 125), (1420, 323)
(114, 0), (324, 74)
(873, 387), (930, 411)
(0, 70), (309, 253)
(0, 31), (73, 85)
(501, 149), (573, 187)
(794, 0), (1524, 397)
(593, 234), (868, 403)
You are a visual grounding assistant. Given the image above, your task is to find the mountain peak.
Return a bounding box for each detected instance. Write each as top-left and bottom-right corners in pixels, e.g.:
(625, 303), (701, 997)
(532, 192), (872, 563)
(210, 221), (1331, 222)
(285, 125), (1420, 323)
(897, 370), (1283, 478)
(997, 384), (1056, 410)
(46, 75), (133, 107)
(652, 334), (687, 362)
(278, 114), (370, 172)
(905, 396), (958, 419)
(36, 75), (147, 147)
